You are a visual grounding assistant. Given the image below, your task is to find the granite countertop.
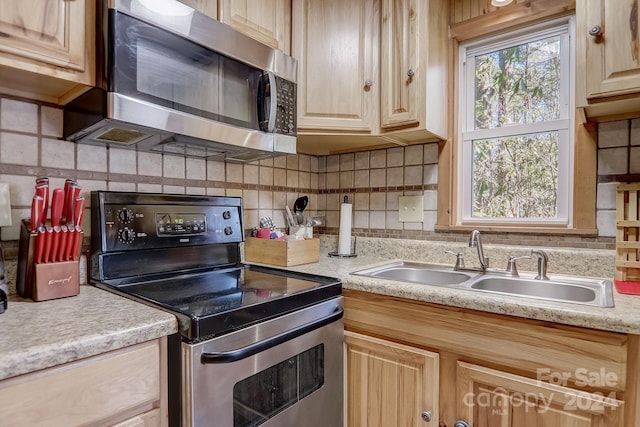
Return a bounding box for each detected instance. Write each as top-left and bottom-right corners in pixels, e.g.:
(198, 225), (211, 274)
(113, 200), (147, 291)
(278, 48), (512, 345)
(279, 252), (640, 335)
(0, 285), (177, 381)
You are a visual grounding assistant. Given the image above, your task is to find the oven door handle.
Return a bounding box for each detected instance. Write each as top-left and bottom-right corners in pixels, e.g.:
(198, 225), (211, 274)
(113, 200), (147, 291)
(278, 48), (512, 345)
(200, 306), (344, 364)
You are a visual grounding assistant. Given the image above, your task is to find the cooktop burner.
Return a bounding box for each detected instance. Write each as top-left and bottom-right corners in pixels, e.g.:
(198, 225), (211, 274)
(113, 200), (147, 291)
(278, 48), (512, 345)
(98, 264), (341, 341)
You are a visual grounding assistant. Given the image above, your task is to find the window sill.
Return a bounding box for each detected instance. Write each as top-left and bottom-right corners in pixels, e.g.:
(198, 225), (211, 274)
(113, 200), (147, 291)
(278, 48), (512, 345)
(435, 224), (599, 236)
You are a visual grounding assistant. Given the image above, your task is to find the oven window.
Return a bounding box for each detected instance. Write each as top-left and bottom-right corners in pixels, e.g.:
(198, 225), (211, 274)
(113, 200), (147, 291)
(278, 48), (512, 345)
(233, 344), (325, 427)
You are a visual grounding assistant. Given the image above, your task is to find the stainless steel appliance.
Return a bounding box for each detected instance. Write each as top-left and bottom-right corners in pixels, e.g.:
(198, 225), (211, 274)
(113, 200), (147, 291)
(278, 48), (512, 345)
(64, 0), (297, 163)
(90, 191), (343, 427)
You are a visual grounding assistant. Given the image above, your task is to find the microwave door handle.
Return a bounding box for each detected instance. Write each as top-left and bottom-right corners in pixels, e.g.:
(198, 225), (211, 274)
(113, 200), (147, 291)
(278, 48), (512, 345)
(200, 306), (344, 364)
(266, 71), (277, 132)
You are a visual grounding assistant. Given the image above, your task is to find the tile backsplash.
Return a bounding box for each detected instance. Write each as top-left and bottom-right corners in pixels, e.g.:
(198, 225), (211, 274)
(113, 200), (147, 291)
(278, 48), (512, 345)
(0, 95), (632, 255)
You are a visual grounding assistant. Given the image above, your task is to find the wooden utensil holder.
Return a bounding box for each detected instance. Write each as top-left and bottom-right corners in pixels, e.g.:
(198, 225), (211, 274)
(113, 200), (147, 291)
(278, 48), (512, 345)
(16, 219), (80, 301)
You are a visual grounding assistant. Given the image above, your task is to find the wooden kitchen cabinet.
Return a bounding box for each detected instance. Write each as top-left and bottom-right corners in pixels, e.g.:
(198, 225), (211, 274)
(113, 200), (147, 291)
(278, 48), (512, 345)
(345, 331), (439, 427)
(219, 0), (291, 54)
(178, 0), (219, 18)
(0, 0), (95, 104)
(179, 0), (291, 54)
(344, 289), (635, 427)
(292, 0), (448, 155)
(577, 0), (640, 119)
(293, 0), (379, 135)
(0, 338), (168, 427)
(458, 362), (622, 427)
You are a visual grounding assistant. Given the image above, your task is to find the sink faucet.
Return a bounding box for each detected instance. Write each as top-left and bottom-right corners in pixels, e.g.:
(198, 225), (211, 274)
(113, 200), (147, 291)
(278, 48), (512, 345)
(469, 230), (489, 270)
(531, 249), (549, 280)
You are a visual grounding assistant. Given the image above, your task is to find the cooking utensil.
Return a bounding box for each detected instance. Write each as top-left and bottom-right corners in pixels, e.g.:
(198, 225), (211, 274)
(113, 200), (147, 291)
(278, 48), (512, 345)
(31, 196), (43, 232)
(284, 206), (296, 227)
(57, 225), (68, 262)
(43, 226), (53, 263)
(293, 196), (308, 225)
(73, 196), (85, 227)
(50, 188), (64, 228)
(35, 177), (49, 223)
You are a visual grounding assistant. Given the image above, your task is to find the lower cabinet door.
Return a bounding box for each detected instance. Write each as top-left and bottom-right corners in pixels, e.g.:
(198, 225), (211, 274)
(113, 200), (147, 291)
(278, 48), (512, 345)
(456, 361), (624, 427)
(345, 331), (439, 427)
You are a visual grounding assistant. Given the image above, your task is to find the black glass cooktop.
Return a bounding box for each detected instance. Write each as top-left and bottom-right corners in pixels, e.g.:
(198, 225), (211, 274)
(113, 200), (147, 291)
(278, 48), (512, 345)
(98, 264), (341, 341)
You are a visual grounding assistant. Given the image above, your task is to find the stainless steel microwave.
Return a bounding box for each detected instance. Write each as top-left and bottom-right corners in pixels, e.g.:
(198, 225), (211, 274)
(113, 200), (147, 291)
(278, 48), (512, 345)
(64, 0), (297, 162)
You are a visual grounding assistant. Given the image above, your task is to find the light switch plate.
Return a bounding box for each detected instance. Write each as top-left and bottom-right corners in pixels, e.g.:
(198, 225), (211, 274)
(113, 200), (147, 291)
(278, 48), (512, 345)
(398, 195), (423, 222)
(0, 182), (11, 227)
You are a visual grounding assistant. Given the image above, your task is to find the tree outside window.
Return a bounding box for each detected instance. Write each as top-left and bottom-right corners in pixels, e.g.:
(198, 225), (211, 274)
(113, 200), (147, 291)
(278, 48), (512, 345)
(459, 18), (574, 225)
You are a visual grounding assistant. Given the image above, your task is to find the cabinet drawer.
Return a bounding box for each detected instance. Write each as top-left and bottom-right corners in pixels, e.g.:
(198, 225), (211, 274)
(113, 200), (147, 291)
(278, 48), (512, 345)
(0, 340), (161, 427)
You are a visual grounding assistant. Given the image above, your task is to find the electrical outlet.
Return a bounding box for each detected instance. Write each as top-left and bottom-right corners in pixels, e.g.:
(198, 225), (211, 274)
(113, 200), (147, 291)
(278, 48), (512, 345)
(398, 195), (423, 222)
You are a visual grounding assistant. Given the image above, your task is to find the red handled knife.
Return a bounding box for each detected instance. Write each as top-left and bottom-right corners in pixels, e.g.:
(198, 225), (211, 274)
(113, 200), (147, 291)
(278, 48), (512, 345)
(50, 188), (64, 228)
(58, 225), (68, 262)
(50, 226), (61, 263)
(35, 226), (45, 264)
(35, 177), (49, 224)
(43, 226), (53, 264)
(73, 196), (85, 228)
(30, 196), (43, 232)
(72, 226), (83, 261)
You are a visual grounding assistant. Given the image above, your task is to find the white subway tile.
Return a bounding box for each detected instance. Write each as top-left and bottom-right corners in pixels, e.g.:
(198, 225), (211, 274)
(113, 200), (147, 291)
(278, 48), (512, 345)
(138, 183), (162, 193)
(369, 211), (385, 228)
(404, 165), (423, 185)
(41, 106), (63, 137)
(108, 181), (136, 191)
(109, 148), (136, 174)
(598, 148), (628, 175)
(186, 186), (206, 195)
(41, 138), (75, 169)
(596, 210), (617, 237)
(598, 120), (628, 148)
(424, 143), (439, 164)
(387, 147), (404, 167)
(424, 164), (438, 185)
(226, 163), (243, 183)
(78, 143), (107, 172)
(164, 155), (185, 179)
(207, 160), (225, 181)
(1, 99), (38, 133)
(596, 182), (619, 210)
(404, 145), (423, 166)
(259, 166), (273, 185)
(1, 132), (38, 165)
(340, 153), (354, 171)
(244, 164), (259, 184)
(186, 158), (206, 180)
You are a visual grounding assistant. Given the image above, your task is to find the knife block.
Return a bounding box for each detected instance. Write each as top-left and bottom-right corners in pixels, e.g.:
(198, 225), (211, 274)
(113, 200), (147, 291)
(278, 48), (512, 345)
(17, 219), (80, 301)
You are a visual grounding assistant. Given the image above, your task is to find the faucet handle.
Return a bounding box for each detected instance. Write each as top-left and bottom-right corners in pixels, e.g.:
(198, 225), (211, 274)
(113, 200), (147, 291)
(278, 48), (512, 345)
(505, 255), (530, 277)
(444, 250), (465, 270)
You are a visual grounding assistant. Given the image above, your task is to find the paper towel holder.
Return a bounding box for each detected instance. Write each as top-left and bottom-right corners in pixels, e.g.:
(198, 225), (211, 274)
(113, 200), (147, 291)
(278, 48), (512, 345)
(328, 236), (357, 258)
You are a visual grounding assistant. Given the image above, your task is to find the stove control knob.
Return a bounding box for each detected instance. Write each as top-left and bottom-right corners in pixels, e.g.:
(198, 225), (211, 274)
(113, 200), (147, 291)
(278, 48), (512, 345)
(222, 210), (231, 220)
(224, 226), (233, 235)
(118, 208), (134, 224)
(119, 227), (136, 244)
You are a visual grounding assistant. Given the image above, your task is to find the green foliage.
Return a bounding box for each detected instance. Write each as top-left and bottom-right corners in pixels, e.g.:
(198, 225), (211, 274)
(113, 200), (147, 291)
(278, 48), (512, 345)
(470, 35), (562, 219)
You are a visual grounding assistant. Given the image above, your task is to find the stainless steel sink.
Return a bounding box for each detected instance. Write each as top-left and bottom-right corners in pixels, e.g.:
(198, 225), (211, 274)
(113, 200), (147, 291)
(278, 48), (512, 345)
(468, 275), (614, 307)
(351, 261), (614, 307)
(351, 261), (475, 285)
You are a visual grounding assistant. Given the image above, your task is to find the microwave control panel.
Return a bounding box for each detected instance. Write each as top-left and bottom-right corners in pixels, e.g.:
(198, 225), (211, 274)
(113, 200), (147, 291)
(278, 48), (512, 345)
(274, 76), (297, 136)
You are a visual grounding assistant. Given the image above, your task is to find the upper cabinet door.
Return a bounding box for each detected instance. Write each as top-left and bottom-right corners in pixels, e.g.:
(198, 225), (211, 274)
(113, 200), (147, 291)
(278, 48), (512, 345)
(0, 0), (87, 72)
(293, 0), (379, 133)
(380, 0), (420, 129)
(219, 0), (291, 54)
(177, 0), (219, 19)
(380, 0), (448, 139)
(580, 0), (640, 99)
(0, 0), (94, 103)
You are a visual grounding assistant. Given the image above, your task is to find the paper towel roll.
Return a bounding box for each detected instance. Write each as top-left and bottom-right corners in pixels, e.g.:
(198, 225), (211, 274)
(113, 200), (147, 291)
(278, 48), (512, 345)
(338, 200), (352, 255)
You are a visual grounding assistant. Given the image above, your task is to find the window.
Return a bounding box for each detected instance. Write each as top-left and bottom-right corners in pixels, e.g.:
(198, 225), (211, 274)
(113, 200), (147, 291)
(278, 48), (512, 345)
(457, 17), (575, 226)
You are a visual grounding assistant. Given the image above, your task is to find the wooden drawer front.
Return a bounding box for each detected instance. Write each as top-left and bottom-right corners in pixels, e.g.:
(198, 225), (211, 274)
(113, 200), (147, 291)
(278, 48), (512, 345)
(344, 290), (628, 391)
(0, 340), (161, 427)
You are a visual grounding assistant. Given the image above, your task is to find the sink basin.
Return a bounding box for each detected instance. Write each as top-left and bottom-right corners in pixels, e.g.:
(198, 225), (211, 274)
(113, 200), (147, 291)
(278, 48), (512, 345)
(352, 262), (475, 285)
(468, 276), (614, 307)
(351, 261), (614, 308)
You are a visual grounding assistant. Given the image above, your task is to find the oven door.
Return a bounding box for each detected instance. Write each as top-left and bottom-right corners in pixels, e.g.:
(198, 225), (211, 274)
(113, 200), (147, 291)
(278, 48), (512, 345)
(184, 297), (344, 427)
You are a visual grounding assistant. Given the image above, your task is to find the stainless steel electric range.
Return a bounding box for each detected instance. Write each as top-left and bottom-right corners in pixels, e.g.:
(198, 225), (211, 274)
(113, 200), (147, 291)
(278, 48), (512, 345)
(90, 191), (343, 427)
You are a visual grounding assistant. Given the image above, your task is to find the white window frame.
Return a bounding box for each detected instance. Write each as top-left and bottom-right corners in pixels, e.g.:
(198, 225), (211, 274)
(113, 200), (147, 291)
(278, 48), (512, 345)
(457, 16), (576, 226)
